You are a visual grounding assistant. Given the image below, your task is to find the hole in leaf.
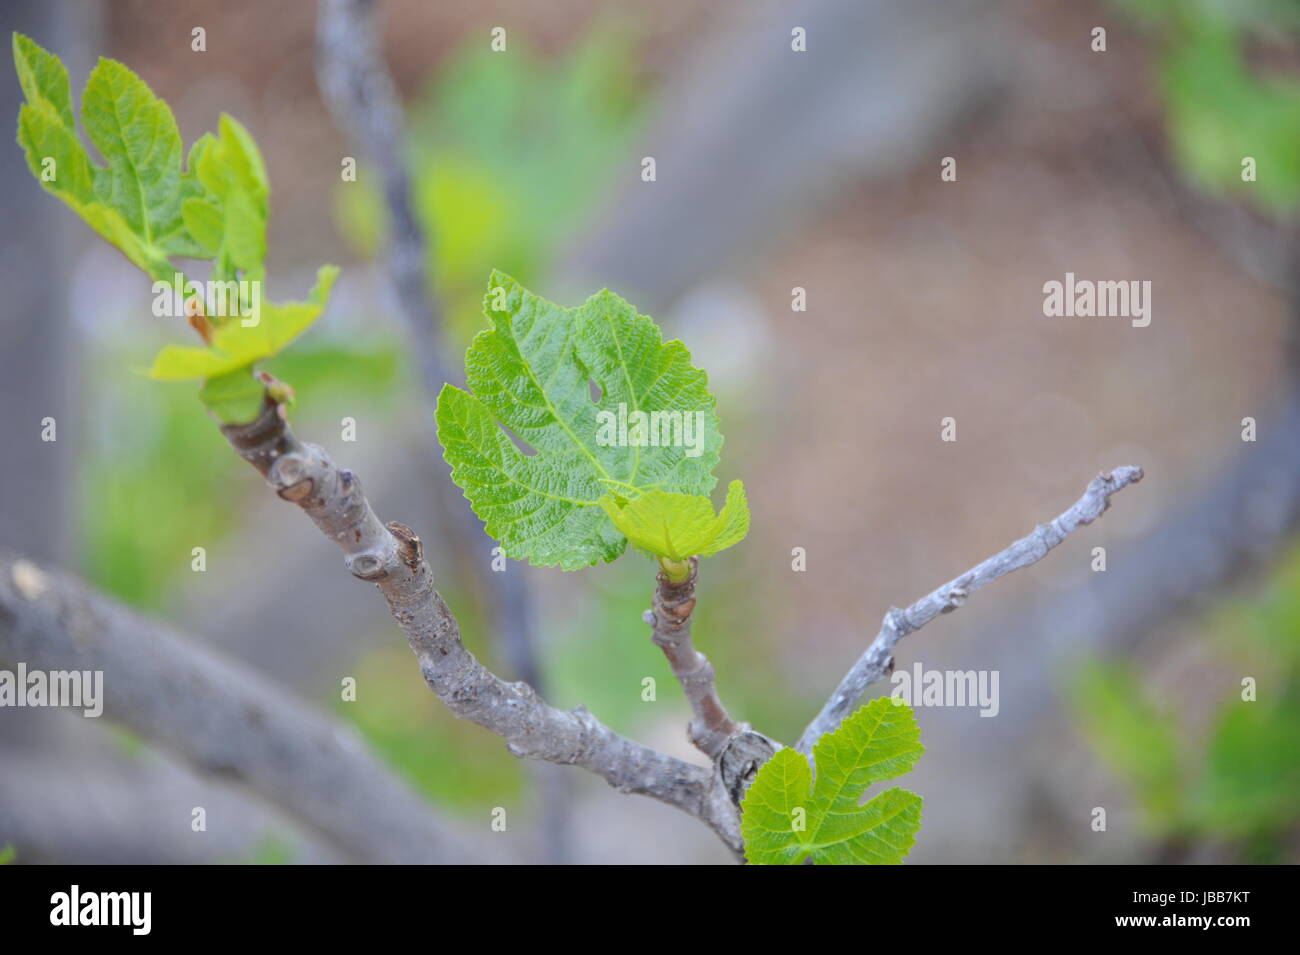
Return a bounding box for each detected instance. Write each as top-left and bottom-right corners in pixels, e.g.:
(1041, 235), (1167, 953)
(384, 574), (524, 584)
(497, 422), (538, 457)
(589, 379), (603, 404)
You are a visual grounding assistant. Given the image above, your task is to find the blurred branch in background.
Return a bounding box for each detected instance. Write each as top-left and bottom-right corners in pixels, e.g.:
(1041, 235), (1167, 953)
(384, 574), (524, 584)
(1069, 545), (1300, 864)
(967, 0), (1300, 740)
(0, 2), (88, 572)
(314, 0), (570, 863)
(917, 0), (1300, 860)
(1, 736), (348, 864)
(0, 552), (487, 864)
(556, 0), (1009, 309)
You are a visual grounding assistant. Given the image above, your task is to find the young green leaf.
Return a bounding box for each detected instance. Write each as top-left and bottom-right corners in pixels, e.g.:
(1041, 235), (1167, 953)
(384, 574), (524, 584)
(147, 265), (339, 383)
(14, 33), (331, 424)
(187, 113), (270, 280)
(196, 369), (267, 424)
(14, 35), (164, 278)
(13, 34), (214, 277)
(741, 697), (924, 865)
(436, 271), (725, 569)
(80, 57), (189, 251)
(598, 479), (749, 563)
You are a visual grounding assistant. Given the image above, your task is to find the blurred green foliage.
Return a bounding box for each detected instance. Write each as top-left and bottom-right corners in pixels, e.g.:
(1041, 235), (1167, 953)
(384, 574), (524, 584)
(1111, 0), (1300, 212)
(546, 555), (808, 742)
(1071, 0), (1300, 866)
(338, 604), (525, 812)
(1070, 545), (1300, 862)
(334, 25), (644, 343)
(80, 339), (402, 609)
(226, 835), (294, 866)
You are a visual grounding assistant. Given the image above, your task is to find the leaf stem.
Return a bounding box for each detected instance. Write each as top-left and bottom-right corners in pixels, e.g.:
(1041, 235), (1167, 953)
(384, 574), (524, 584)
(646, 557), (741, 757)
(658, 556), (692, 583)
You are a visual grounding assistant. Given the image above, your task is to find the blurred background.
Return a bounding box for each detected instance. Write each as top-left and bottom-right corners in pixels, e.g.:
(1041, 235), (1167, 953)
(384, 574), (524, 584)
(1, 0), (1298, 864)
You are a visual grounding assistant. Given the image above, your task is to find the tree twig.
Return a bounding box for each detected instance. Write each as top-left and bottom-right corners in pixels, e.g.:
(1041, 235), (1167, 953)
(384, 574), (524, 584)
(796, 466), (1144, 754)
(958, 279), (1300, 756)
(221, 399), (745, 855)
(645, 558), (740, 757)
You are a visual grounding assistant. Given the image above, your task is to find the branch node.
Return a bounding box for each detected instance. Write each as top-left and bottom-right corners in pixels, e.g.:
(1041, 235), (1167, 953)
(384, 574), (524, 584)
(716, 729), (780, 806)
(277, 478), (317, 503)
(347, 552), (388, 581)
(885, 607), (913, 638)
(386, 521), (423, 569)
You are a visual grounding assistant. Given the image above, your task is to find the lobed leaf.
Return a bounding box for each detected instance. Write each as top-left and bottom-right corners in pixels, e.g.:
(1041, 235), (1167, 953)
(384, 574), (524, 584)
(14, 34), (171, 278)
(741, 697), (925, 865)
(147, 265), (338, 383)
(436, 271), (726, 569)
(14, 33), (335, 423)
(598, 479), (749, 562)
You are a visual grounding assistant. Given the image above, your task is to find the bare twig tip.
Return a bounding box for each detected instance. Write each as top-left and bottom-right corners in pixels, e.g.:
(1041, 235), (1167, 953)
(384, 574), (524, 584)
(796, 463), (1146, 753)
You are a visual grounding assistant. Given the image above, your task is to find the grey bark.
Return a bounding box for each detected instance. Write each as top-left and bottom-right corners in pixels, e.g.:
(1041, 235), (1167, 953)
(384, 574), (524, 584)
(221, 400), (744, 854)
(797, 466), (1144, 753)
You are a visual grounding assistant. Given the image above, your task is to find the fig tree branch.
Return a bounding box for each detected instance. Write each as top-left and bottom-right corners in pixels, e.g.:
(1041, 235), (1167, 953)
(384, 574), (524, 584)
(314, 0), (570, 859)
(796, 466), (1145, 754)
(645, 558), (741, 758)
(221, 399), (745, 855)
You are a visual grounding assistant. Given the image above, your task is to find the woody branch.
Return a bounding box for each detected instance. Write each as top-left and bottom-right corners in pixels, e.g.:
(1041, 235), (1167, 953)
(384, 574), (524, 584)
(220, 398), (745, 854)
(796, 466), (1145, 754)
(645, 558), (743, 758)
